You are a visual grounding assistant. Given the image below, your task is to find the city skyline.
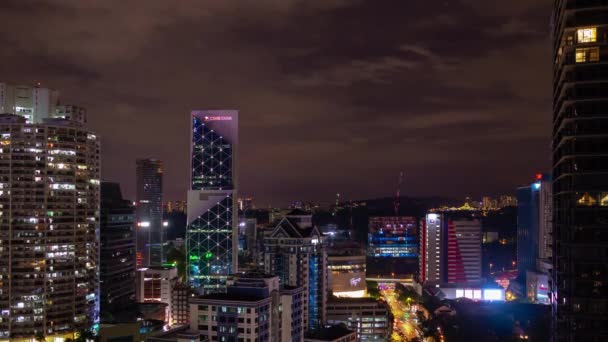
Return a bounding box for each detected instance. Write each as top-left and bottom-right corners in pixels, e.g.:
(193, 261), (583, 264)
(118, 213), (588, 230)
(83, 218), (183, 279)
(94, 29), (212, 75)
(3, 1), (603, 341)
(0, 0), (552, 206)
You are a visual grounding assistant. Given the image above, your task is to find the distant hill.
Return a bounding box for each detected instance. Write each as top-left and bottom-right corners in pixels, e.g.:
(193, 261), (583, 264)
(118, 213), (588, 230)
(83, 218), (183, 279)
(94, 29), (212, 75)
(344, 196), (459, 217)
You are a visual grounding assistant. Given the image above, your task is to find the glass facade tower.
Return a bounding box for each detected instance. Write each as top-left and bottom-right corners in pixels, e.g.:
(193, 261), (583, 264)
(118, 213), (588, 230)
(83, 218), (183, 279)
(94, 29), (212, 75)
(187, 110), (238, 293)
(135, 158), (164, 267)
(552, 2), (608, 340)
(100, 182), (136, 314)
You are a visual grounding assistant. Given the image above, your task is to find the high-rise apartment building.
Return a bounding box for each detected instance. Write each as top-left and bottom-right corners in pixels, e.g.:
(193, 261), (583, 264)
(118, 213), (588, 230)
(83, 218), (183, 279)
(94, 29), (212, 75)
(263, 213), (327, 331)
(552, 2), (608, 340)
(187, 110), (238, 293)
(420, 213), (481, 285)
(136, 158), (164, 267)
(0, 108), (100, 340)
(0, 83), (60, 123)
(100, 182), (136, 314)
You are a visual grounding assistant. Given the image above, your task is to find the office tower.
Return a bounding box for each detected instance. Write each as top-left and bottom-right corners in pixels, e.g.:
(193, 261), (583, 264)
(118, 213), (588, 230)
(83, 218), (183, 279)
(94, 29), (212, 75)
(187, 110), (238, 293)
(517, 174), (553, 275)
(367, 216), (418, 258)
(552, 3), (608, 339)
(237, 218), (257, 266)
(136, 158), (164, 267)
(517, 184), (540, 277)
(0, 111), (100, 340)
(420, 213), (481, 285)
(517, 174), (552, 304)
(367, 216), (418, 279)
(100, 182), (136, 314)
(136, 266), (178, 323)
(537, 176), (553, 275)
(327, 244), (366, 298)
(263, 212), (327, 331)
(326, 298), (391, 341)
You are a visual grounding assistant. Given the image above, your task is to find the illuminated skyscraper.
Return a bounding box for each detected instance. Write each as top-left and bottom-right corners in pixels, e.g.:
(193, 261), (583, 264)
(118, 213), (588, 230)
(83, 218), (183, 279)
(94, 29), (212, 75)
(135, 158), (164, 267)
(420, 213), (481, 285)
(186, 110), (238, 293)
(552, 2), (608, 340)
(0, 112), (100, 340)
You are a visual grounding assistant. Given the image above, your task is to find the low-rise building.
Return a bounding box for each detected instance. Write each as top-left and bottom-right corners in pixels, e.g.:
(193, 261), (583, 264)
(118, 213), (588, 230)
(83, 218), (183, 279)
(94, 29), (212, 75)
(171, 282), (192, 326)
(327, 243), (366, 298)
(136, 266), (178, 324)
(326, 298), (391, 341)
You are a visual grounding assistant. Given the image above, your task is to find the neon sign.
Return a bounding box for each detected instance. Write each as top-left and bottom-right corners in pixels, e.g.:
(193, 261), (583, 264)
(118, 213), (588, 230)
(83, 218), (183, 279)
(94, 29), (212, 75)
(350, 277), (362, 287)
(204, 116), (233, 121)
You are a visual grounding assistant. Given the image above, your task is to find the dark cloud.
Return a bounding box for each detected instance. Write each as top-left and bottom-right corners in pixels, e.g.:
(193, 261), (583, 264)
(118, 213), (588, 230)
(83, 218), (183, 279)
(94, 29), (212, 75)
(0, 0), (552, 205)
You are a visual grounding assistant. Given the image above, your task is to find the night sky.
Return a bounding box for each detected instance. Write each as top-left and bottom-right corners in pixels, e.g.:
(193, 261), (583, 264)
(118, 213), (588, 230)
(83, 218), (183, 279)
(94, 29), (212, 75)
(0, 0), (552, 206)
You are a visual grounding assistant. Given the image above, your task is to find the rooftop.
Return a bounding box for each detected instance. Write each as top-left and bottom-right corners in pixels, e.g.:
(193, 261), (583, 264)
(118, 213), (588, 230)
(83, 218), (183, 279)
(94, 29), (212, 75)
(276, 217), (316, 238)
(305, 325), (355, 341)
(286, 208), (311, 216)
(195, 293), (270, 303)
(147, 326), (204, 342)
(328, 297), (383, 304)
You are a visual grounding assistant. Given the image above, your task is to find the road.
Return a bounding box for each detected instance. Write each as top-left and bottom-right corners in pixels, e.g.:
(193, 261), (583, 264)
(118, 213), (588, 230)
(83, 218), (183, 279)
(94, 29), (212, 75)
(380, 287), (422, 341)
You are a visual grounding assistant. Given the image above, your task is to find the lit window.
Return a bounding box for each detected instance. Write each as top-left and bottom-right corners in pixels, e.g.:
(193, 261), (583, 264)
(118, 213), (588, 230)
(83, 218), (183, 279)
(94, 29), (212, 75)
(601, 193), (608, 207)
(575, 47), (600, 63)
(577, 192), (597, 206)
(577, 28), (597, 43)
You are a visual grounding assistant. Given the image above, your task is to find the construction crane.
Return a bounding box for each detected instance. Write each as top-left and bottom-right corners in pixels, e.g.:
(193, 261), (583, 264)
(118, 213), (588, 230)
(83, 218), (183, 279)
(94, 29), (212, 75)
(394, 171), (404, 216)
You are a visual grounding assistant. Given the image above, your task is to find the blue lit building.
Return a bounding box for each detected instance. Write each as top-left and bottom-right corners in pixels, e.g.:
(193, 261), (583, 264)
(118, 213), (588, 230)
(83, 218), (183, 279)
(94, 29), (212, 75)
(367, 216), (419, 277)
(367, 216), (418, 258)
(186, 110), (238, 293)
(517, 184), (539, 276)
(516, 173), (552, 304)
